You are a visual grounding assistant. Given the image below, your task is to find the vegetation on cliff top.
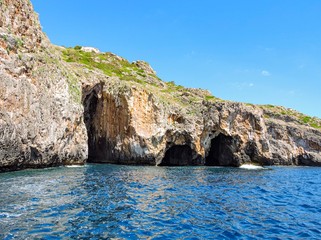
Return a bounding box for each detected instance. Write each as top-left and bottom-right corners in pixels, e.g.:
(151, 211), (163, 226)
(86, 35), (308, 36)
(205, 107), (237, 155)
(59, 47), (222, 112)
(260, 104), (321, 129)
(62, 47), (158, 84)
(59, 46), (321, 128)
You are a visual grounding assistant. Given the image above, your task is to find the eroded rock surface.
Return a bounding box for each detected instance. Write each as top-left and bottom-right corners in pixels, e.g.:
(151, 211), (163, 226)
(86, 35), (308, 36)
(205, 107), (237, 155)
(81, 77), (321, 167)
(0, 0), (87, 171)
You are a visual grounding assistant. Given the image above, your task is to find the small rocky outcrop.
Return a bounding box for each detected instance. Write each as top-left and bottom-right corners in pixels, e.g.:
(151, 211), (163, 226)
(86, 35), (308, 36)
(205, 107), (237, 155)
(81, 47), (100, 54)
(133, 61), (157, 76)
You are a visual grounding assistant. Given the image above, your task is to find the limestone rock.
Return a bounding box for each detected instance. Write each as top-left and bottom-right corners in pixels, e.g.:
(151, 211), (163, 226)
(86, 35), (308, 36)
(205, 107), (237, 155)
(81, 47), (100, 54)
(0, 0), (87, 171)
(133, 60), (156, 76)
(81, 75), (321, 167)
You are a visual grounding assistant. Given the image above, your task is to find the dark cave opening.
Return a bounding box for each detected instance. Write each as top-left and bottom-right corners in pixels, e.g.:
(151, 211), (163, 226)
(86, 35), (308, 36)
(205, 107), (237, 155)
(83, 90), (100, 162)
(159, 145), (196, 166)
(83, 85), (128, 163)
(205, 133), (235, 166)
(30, 146), (41, 161)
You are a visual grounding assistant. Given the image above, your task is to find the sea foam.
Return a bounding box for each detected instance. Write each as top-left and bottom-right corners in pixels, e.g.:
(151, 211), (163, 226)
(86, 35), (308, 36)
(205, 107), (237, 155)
(239, 164), (264, 170)
(65, 165), (85, 168)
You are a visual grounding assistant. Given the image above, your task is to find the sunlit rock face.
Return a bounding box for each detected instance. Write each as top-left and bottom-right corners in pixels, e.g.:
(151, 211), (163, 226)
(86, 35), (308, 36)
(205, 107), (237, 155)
(82, 81), (200, 165)
(265, 120), (321, 166)
(83, 80), (321, 167)
(0, 0), (87, 172)
(0, 0), (44, 51)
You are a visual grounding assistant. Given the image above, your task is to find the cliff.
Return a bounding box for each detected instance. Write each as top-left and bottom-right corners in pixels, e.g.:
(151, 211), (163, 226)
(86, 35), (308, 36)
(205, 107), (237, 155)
(64, 48), (321, 167)
(0, 0), (320, 172)
(0, 0), (87, 171)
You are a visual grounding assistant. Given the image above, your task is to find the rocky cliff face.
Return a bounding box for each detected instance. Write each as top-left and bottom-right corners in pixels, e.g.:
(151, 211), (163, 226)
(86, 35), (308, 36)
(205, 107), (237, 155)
(0, 0), (320, 172)
(72, 45), (321, 167)
(0, 0), (87, 171)
(265, 118), (321, 166)
(81, 75), (321, 167)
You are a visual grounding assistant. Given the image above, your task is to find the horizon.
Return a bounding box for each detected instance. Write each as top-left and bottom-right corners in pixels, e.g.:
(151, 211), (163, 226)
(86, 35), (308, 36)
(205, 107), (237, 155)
(32, 0), (321, 118)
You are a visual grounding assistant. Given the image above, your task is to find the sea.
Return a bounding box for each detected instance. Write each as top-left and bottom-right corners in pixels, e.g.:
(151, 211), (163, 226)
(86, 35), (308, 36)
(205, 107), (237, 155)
(0, 164), (320, 239)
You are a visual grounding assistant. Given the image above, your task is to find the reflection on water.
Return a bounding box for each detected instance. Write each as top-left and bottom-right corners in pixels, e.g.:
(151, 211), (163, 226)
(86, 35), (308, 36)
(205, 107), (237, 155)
(0, 165), (321, 239)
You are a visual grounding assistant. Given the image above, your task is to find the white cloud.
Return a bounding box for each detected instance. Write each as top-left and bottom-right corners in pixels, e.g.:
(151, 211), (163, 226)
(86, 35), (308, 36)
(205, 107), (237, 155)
(264, 47), (274, 52)
(288, 90), (296, 96)
(231, 82), (255, 90)
(261, 70), (271, 76)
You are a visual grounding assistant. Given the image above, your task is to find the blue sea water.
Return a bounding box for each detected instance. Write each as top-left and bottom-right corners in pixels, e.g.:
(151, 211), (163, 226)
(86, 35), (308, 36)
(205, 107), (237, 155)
(0, 165), (321, 239)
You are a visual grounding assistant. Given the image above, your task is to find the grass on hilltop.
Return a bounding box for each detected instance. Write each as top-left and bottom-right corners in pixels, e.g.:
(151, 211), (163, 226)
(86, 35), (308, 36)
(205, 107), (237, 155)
(260, 104), (321, 129)
(58, 46), (321, 127)
(60, 47), (223, 111)
(61, 47), (158, 84)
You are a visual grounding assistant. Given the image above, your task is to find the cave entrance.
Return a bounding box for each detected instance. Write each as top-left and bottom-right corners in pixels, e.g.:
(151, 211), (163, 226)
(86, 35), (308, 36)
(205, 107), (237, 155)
(83, 84), (130, 163)
(205, 133), (235, 166)
(159, 145), (196, 166)
(83, 89), (102, 162)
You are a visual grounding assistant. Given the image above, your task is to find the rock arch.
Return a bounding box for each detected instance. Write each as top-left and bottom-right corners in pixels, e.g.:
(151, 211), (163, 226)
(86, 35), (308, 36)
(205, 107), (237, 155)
(159, 144), (201, 166)
(205, 133), (237, 166)
(83, 84), (131, 163)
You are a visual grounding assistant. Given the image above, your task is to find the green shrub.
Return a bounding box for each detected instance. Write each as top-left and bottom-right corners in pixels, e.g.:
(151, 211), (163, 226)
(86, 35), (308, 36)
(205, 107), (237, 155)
(62, 48), (145, 84)
(205, 95), (216, 101)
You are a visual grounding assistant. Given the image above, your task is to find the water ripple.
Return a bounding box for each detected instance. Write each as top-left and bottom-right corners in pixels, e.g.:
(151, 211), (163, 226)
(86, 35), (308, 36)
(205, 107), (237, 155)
(0, 165), (321, 239)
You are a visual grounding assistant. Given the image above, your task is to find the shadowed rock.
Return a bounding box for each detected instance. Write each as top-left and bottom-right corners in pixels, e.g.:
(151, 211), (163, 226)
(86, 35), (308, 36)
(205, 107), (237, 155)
(159, 145), (201, 166)
(205, 134), (236, 166)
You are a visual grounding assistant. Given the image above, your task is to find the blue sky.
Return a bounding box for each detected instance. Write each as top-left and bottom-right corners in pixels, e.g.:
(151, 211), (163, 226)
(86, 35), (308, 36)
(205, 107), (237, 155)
(32, 0), (321, 117)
